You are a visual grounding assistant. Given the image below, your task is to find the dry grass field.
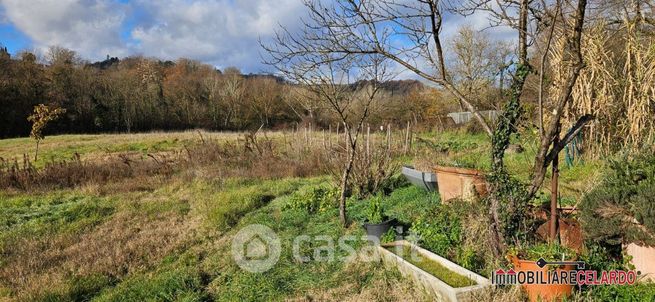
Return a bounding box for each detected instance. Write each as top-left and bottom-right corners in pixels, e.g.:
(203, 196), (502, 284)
(0, 130), (613, 301)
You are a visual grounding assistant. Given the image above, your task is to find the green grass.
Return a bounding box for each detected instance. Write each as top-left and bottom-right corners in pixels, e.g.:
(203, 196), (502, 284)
(0, 192), (115, 253)
(0, 130), (610, 301)
(0, 176), (422, 301)
(386, 245), (476, 288)
(0, 131), (230, 168)
(204, 190), (367, 301)
(382, 186), (440, 224)
(91, 179), (418, 302)
(92, 254), (208, 302)
(203, 178), (318, 230)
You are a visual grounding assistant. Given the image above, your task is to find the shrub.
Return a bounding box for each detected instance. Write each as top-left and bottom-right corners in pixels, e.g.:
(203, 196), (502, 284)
(282, 184), (338, 214)
(377, 173), (410, 195)
(580, 153), (655, 246)
(381, 228), (396, 243)
(579, 241), (626, 272)
(366, 194), (385, 223)
(455, 247), (485, 273)
(409, 205), (461, 256)
(382, 185), (439, 224)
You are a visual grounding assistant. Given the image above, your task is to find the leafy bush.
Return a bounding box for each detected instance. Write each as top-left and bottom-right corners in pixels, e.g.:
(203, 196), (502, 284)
(455, 247), (484, 273)
(381, 228), (396, 243)
(366, 194), (385, 223)
(409, 205), (462, 256)
(580, 154), (655, 246)
(282, 184), (338, 214)
(382, 186), (439, 224)
(579, 241), (626, 272)
(377, 173), (410, 195)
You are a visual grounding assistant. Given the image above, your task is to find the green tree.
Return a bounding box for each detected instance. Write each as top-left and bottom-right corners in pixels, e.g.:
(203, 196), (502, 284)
(27, 104), (66, 161)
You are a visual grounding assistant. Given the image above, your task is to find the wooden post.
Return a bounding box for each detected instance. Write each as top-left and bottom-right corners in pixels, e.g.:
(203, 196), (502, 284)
(409, 122), (413, 152)
(309, 123), (313, 147)
(404, 121), (410, 154)
(328, 124), (332, 147)
(549, 123), (560, 242)
(366, 124), (370, 159)
(386, 123), (391, 151)
(304, 126), (308, 149)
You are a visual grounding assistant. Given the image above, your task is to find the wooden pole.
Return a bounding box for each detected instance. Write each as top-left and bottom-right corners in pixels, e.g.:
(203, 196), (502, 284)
(549, 123), (560, 242)
(404, 121), (410, 154)
(409, 122), (413, 153)
(310, 123), (314, 147)
(304, 126), (308, 150)
(366, 124), (370, 159)
(386, 123), (391, 151)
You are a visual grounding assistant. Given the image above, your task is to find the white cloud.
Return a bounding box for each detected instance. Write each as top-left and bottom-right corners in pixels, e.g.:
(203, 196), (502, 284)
(130, 0), (304, 72)
(0, 0), (515, 75)
(0, 0), (303, 71)
(0, 0), (128, 59)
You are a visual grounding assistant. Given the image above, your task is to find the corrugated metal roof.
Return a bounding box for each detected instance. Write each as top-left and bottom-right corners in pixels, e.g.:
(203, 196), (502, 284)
(447, 110), (501, 124)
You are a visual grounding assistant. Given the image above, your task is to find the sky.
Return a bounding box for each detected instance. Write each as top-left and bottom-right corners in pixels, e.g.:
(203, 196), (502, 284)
(0, 0), (514, 74)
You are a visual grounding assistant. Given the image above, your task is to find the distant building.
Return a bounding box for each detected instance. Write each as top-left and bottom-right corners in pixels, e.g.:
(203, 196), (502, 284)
(447, 110), (501, 125)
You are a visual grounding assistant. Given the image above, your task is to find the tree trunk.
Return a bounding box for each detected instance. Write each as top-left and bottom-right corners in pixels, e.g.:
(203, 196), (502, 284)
(34, 140), (40, 162)
(527, 0), (587, 200)
(339, 145), (356, 226)
(549, 124), (560, 242)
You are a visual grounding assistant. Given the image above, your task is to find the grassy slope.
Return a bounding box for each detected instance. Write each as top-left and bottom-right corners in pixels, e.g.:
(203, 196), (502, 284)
(0, 131), (245, 168)
(0, 132), (431, 301)
(0, 177), (429, 301)
(0, 130), (606, 301)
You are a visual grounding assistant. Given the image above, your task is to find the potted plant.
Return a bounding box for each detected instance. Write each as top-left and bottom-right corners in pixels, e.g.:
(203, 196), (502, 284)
(363, 194), (392, 241)
(433, 160), (487, 202)
(508, 243), (578, 302)
(579, 154), (655, 281)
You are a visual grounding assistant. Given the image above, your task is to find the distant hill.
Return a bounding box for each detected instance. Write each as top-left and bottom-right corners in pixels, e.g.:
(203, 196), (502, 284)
(88, 56), (120, 69)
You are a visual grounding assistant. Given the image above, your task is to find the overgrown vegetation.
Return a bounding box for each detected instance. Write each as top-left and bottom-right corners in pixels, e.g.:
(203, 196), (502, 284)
(580, 152), (655, 246)
(0, 132), (437, 301)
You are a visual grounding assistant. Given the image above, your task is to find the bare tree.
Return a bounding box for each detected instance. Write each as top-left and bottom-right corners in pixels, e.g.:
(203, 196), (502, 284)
(460, 0), (591, 248)
(283, 85), (324, 125)
(263, 0), (494, 136)
(220, 68), (245, 128)
(264, 0), (592, 251)
(527, 0), (592, 199)
(449, 25), (513, 110)
(264, 43), (390, 225)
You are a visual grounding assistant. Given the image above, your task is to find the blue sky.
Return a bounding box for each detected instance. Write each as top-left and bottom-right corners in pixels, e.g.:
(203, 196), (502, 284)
(0, 0), (513, 74)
